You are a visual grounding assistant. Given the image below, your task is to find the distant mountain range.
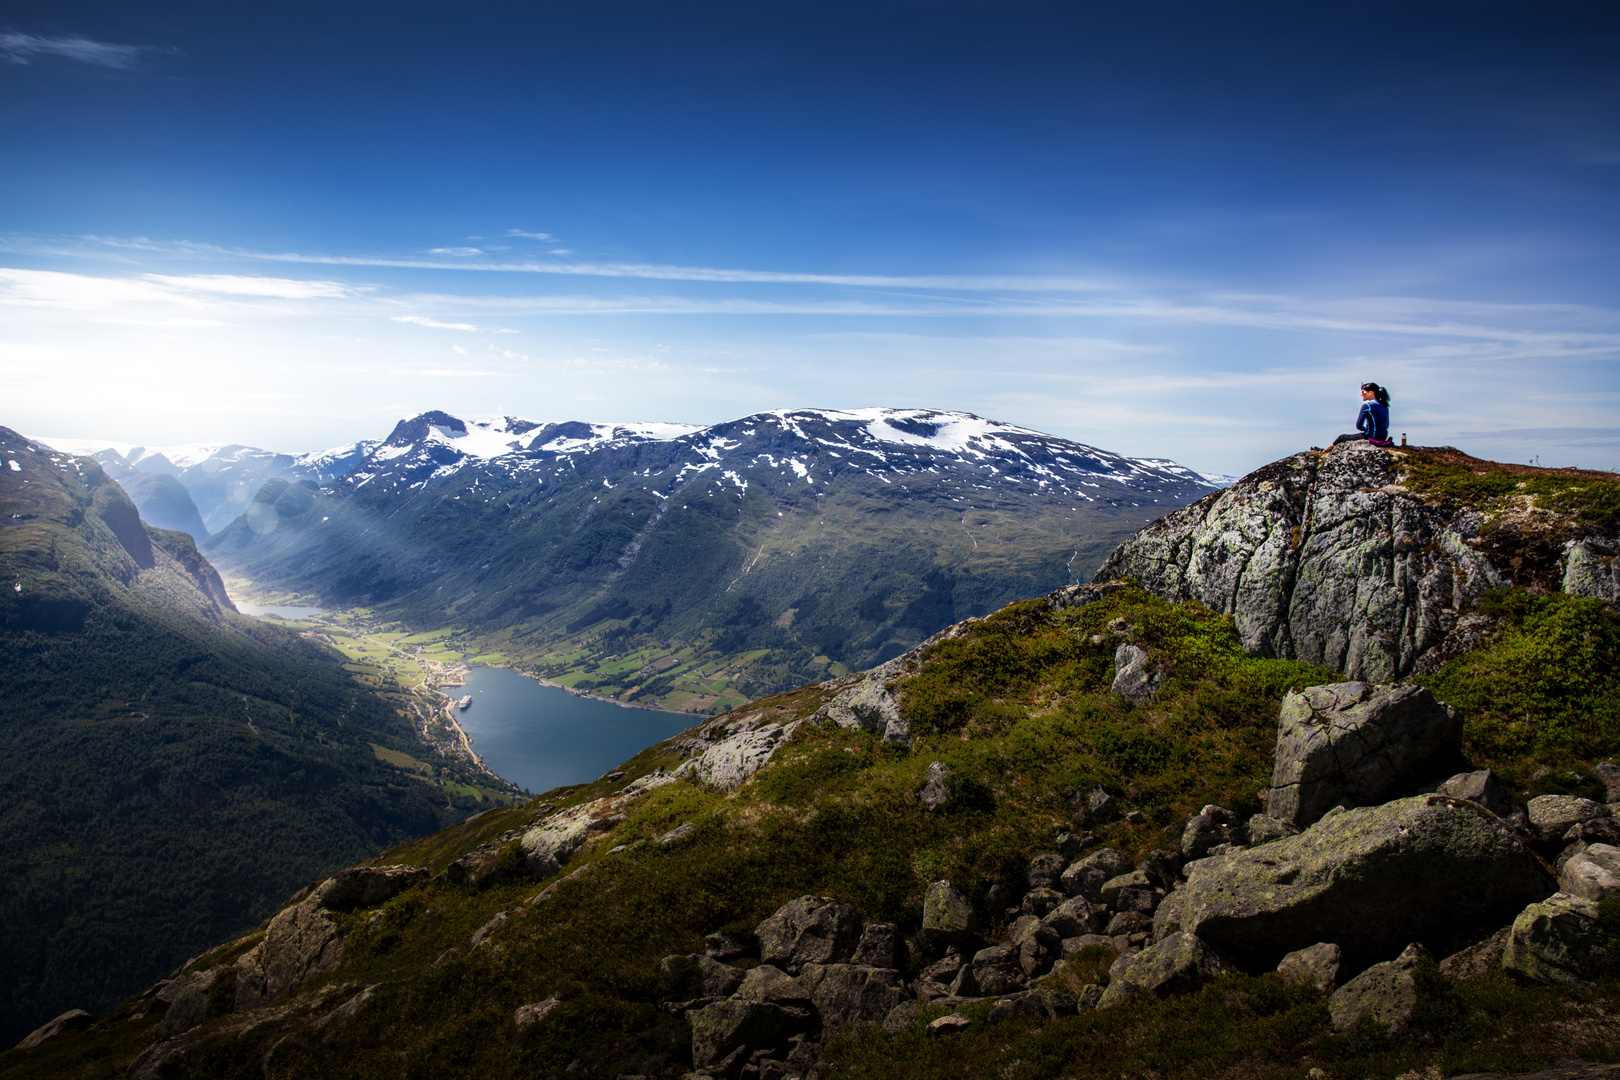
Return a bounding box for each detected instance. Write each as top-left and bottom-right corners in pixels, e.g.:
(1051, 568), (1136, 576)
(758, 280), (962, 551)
(39, 438), (379, 538)
(173, 407), (1223, 711)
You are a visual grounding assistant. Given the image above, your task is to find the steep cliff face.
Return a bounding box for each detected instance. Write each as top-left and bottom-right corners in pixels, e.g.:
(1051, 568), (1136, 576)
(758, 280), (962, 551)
(1095, 442), (1619, 682)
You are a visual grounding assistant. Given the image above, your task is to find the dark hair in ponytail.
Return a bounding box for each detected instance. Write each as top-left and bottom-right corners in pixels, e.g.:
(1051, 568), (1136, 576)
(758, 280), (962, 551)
(1362, 382), (1390, 406)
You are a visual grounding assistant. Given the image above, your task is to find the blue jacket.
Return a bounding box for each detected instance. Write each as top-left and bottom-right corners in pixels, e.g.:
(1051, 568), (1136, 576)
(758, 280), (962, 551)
(1357, 401), (1389, 441)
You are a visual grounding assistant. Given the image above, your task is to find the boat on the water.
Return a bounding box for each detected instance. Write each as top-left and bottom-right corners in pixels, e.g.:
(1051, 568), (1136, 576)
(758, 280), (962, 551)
(455, 695), (473, 710)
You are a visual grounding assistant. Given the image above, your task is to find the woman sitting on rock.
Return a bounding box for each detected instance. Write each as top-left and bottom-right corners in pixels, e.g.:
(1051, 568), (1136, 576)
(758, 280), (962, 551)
(1331, 382), (1393, 447)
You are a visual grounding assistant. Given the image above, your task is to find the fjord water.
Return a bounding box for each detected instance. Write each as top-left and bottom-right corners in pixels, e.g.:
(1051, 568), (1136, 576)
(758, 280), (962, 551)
(450, 667), (696, 794)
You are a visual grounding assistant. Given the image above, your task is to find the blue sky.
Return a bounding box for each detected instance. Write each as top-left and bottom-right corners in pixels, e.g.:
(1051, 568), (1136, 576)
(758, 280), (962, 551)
(2, 0), (1617, 475)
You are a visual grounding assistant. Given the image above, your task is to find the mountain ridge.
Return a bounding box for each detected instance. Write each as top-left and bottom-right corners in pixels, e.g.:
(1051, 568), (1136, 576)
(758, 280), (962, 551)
(200, 407), (1222, 711)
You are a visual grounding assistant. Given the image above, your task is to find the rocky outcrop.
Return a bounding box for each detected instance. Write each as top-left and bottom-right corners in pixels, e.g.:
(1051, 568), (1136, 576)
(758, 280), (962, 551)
(1266, 682), (1462, 827)
(235, 865), (427, 1011)
(13, 1009), (94, 1051)
(1094, 442), (1617, 681)
(811, 617), (983, 745)
(1180, 794), (1550, 969)
(520, 794), (638, 876)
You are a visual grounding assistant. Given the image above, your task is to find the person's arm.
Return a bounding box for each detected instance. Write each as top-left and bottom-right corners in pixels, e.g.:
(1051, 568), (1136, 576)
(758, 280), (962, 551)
(1357, 403), (1373, 435)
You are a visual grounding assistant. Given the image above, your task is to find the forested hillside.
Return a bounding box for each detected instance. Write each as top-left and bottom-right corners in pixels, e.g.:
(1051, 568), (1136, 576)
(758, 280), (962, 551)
(0, 429), (518, 1045)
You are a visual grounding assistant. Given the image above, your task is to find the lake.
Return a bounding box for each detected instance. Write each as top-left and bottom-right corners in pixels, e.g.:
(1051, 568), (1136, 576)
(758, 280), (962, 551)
(449, 666), (697, 795)
(237, 602), (326, 620)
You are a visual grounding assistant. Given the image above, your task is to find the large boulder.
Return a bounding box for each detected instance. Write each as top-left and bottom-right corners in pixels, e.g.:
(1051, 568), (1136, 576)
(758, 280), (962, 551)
(756, 897), (862, 973)
(1327, 943), (1431, 1034)
(1266, 682), (1462, 828)
(1503, 893), (1620, 985)
(1092, 443), (1517, 682)
(798, 964), (909, 1027)
(1097, 932), (1233, 1008)
(1180, 795), (1551, 970)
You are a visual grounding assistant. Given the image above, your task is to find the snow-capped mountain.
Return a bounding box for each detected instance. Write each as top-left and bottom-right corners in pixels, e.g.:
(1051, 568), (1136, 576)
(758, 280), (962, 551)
(336, 407), (1217, 506)
(204, 407), (1219, 712)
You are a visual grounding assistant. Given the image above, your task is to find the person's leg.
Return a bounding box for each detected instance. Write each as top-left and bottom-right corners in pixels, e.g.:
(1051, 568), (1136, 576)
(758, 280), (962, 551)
(1331, 433), (1368, 446)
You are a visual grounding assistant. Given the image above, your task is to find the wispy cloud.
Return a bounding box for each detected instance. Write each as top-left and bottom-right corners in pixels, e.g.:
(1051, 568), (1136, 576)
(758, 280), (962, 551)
(0, 32), (171, 69)
(427, 247), (483, 256)
(505, 230), (555, 240)
(391, 314), (481, 331)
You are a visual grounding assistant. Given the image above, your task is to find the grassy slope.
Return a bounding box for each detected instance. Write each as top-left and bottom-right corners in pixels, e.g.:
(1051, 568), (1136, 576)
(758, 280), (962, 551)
(10, 580), (1619, 1080)
(0, 434), (520, 1044)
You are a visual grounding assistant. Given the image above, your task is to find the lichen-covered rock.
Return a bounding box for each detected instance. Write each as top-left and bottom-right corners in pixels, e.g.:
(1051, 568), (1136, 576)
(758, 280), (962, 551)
(692, 720), (802, 790)
(520, 794), (635, 877)
(155, 965), (227, 1035)
(1182, 806), (1238, 858)
(1093, 443), (1517, 681)
(1180, 794), (1551, 970)
(1011, 917), (1062, 978)
(1503, 893), (1620, 985)
(1276, 942), (1342, 991)
(1527, 795), (1606, 844)
(1428, 769), (1507, 811)
(812, 619), (982, 745)
(1561, 844), (1620, 902)
(922, 880), (976, 942)
(798, 963), (909, 1027)
(1266, 682), (1462, 828)
(756, 897), (862, 973)
(1097, 932), (1233, 1008)
(1060, 848), (1134, 900)
(1327, 943), (1431, 1033)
